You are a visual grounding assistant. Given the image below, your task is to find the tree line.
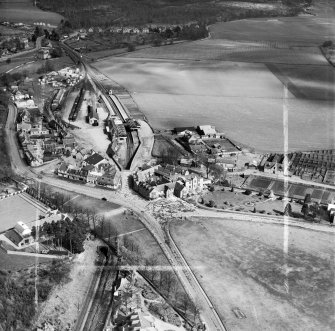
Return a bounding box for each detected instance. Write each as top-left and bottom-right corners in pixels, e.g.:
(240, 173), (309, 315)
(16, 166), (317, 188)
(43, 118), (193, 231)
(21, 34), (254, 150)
(31, 216), (87, 254)
(0, 90), (12, 179)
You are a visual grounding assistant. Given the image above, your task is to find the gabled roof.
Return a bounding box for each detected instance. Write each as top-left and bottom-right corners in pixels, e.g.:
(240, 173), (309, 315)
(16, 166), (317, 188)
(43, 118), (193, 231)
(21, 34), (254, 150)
(174, 126), (196, 133)
(5, 229), (23, 245)
(85, 153), (104, 165)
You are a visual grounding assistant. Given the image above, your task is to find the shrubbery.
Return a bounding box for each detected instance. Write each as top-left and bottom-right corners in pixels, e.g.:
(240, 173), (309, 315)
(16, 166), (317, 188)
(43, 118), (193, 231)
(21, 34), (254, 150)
(0, 260), (71, 330)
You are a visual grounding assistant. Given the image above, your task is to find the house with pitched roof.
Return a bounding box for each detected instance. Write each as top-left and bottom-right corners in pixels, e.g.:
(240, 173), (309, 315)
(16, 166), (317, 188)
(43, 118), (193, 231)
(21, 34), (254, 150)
(83, 153), (106, 167)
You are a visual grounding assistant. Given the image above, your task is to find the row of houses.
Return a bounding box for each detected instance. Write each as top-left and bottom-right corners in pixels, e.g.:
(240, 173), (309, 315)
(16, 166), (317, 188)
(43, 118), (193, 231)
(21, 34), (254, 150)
(131, 164), (211, 200)
(57, 152), (121, 190)
(77, 23), (198, 36)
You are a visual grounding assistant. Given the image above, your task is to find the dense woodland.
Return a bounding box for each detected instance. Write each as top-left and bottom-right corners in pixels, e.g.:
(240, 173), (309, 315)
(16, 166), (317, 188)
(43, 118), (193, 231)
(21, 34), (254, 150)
(31, 217), (87, 254)
(0, 90), (11, 179)
(37, 0), (313, 29)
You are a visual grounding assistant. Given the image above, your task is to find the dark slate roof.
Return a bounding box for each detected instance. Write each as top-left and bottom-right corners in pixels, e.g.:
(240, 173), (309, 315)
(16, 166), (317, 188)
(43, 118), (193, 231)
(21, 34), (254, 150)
(85, 153), (104, 165)
(5, 229), (23, 245)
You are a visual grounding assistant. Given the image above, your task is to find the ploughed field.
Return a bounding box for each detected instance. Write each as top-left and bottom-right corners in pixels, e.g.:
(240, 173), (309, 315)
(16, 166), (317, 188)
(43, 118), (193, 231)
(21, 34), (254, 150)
(170, 217), (335, 331)
(95, 10), (335, 152)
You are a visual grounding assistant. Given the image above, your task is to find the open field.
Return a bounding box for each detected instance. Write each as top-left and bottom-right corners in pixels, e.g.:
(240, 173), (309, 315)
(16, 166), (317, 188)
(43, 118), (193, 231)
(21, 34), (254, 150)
(0, 249), (52, 271)
(171, 217), (335, 331)
(209, 15), (335, 45)
(95, 3), (335, 152)
(95, 55), (334, 152)
(0, 194), (46, 232)
(0, 0), (63, 25)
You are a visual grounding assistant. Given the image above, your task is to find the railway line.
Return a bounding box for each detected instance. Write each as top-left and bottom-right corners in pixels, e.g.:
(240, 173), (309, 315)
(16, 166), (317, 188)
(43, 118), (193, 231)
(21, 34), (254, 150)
(81, 255), (116, 331)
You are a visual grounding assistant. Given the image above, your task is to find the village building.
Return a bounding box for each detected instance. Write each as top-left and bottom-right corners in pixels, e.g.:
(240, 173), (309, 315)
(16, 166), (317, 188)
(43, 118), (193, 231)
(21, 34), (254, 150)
(108, 117), (127, 143)
(198, 124), (216, 136)
(83, 152), (107, 167)
(132, 163), (207, 200)
(37, 48), (51, 60)
(173, 126), (197, 136)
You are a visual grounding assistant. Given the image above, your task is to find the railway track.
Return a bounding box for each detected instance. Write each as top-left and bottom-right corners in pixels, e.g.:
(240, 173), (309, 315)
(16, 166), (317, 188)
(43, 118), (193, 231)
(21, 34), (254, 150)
(83, 256), (116, 331)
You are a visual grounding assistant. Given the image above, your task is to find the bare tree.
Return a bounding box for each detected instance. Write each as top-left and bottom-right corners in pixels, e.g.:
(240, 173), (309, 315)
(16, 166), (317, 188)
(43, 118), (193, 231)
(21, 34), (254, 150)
(179, 292), (190, 315)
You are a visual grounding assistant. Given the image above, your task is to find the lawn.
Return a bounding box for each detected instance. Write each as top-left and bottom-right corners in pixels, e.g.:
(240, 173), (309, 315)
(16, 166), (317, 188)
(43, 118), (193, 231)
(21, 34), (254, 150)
(0, 194), (46, 232)
(202, 190), (263, 210)
(171, 217), (335, 331)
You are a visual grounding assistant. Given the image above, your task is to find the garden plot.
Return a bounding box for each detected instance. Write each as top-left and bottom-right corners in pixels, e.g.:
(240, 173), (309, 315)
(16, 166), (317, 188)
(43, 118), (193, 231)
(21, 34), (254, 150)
(171, 217), (335, 331)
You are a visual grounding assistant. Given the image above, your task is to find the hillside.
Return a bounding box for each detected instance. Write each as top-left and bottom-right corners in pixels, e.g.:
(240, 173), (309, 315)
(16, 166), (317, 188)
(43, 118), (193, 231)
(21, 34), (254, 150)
(37, 0), (312, 28)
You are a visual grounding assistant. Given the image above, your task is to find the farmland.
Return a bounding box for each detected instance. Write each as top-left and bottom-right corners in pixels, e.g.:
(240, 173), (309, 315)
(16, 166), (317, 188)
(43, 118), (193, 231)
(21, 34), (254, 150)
(95, 53), (334, 152)
(170, 217), (335, 331)
(93, 0), (335, 153)
(0, 0), (63, 25)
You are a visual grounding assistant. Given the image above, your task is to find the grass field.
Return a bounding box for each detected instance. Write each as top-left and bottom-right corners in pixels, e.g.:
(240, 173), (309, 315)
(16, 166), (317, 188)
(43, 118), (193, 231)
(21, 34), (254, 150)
(0, 249), (52, 271)
(0, 0), (63, 25)
(171, 217), (335, 331)
(0, 194), (46, 232)
(95, 55), (334, 152)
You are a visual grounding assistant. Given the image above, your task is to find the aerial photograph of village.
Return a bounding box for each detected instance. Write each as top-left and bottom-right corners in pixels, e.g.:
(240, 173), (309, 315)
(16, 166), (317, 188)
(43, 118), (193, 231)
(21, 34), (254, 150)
(0, 0), (334, 330)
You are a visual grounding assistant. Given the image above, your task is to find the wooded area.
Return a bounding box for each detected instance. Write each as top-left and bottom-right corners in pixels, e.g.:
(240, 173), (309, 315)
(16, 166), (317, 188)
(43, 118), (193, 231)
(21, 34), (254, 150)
(0, 90), (11, 179)
(37, 0), (312, 28)
(0, 260), (71, 330)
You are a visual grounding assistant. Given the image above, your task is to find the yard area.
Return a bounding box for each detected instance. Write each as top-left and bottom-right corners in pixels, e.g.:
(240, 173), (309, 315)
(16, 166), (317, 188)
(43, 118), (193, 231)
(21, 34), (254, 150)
(170, 217), (335, 331)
